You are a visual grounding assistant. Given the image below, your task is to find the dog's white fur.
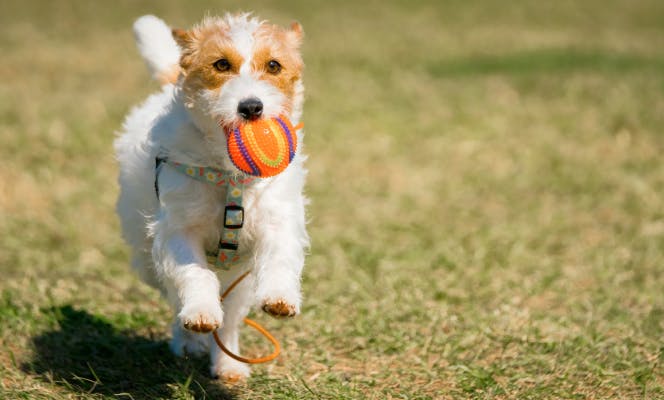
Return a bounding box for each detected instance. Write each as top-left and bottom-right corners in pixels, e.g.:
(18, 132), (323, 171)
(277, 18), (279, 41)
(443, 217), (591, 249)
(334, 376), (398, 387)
(114, 14), (308, 380)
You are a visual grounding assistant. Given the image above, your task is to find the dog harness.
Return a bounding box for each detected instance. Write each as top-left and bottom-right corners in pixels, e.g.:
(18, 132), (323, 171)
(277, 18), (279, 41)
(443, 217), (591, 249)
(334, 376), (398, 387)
(154, 158), (281, 364)
(155, 158), (255, 269)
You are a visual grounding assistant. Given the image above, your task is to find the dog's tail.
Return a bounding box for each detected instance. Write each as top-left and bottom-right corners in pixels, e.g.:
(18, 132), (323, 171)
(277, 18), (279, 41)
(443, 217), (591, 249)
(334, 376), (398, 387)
(133, 15), (181, 85)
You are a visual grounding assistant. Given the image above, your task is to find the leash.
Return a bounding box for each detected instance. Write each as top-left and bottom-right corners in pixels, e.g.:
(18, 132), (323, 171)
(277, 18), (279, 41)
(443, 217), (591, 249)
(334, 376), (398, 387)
(212, 270), (281, 364)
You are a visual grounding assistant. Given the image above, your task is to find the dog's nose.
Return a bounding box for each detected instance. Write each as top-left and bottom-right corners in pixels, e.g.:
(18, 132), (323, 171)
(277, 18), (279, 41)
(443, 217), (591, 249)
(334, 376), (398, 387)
(237, 98), (263, 121)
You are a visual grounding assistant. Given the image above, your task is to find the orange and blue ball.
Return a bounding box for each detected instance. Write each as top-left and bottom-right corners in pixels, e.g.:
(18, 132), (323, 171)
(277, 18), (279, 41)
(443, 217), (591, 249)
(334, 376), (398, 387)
(227, 116), (300, 177)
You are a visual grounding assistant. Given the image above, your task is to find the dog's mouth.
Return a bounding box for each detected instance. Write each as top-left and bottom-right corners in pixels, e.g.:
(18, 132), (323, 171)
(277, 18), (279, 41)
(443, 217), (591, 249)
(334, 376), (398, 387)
(219, 119), (237, 135)
(219, 118), (262, 137)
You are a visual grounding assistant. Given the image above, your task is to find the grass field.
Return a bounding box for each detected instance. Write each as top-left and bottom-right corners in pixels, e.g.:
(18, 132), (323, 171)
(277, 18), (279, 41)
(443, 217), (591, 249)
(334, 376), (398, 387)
(1, 0), (663, 398)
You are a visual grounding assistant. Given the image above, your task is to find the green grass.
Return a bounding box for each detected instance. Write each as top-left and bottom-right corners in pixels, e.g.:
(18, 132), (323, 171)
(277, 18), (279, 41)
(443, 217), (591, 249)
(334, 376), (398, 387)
(1, 0), (663, 398)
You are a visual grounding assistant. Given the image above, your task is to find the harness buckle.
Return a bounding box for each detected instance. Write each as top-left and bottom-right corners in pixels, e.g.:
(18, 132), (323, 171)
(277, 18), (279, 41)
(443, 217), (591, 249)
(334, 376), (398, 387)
(224, 205), (244, 229)
(219, 241), (239, 251)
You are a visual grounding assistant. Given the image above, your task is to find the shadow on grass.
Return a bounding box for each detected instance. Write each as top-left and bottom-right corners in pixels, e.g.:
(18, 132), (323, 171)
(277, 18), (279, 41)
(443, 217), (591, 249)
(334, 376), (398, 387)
(23, 305), (234, 399)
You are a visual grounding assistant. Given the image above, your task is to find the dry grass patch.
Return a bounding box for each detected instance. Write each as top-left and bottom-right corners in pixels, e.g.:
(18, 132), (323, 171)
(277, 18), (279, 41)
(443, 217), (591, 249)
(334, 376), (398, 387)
(1, 0), (663, 399)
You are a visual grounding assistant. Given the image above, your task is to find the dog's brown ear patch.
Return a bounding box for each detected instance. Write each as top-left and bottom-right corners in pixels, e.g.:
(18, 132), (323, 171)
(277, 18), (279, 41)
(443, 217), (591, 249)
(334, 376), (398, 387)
(172, 28), (192, 49)
(172, 28), (195, 70)
(288, 22), (303, 47)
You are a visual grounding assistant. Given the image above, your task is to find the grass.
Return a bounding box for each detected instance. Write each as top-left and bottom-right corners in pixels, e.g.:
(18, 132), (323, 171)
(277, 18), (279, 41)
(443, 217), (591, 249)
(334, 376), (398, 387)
(1, 0), (663, 398)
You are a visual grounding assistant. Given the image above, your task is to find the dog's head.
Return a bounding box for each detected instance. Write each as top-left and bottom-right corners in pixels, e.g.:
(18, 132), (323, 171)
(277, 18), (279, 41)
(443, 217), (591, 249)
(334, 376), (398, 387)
(172, 14), (303, 153)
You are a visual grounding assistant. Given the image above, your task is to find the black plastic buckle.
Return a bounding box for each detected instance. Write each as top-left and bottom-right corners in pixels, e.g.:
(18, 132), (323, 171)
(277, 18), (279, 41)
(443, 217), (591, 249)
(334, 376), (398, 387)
(223, 205), (244, 229)
(218, 241), (239, 251)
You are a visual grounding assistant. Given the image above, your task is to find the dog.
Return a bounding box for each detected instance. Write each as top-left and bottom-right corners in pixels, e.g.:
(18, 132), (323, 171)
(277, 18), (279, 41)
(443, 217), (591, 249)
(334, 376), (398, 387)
(114, 13), (308, 381)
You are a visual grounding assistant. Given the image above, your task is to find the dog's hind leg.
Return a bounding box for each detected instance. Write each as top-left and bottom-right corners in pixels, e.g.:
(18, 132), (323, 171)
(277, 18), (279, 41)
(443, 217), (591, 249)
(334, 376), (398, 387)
(209, 273), (253, 381)
(169, 318), (210, 357)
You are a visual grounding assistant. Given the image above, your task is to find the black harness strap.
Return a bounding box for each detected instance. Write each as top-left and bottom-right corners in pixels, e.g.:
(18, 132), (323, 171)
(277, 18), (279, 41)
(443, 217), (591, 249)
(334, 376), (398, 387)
(155, 157), (166, 200)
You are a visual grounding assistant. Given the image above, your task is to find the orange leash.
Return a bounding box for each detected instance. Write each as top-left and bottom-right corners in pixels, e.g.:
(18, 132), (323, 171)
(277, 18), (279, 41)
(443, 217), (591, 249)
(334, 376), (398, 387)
(211, 271), (281, 364)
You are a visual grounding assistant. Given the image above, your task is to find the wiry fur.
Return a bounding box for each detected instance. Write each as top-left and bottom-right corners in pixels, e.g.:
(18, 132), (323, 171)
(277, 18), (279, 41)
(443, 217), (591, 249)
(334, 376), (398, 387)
(115, 13), (308, 380)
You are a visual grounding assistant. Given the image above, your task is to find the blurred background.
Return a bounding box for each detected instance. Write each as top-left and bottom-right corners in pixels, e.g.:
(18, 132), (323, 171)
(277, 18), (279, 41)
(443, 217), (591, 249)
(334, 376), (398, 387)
(0, 1), (663, 399)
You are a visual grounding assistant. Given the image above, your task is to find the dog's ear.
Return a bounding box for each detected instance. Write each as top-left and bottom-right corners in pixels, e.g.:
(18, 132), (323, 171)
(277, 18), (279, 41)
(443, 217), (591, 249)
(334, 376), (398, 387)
(172, 28), (194, 69)
(172, 28), (193, 49)
(287, 22), (303, 48)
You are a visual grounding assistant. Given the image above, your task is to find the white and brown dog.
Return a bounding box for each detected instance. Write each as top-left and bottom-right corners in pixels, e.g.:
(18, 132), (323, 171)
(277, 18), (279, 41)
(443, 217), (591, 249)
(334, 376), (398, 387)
(114, 13), (308, 380)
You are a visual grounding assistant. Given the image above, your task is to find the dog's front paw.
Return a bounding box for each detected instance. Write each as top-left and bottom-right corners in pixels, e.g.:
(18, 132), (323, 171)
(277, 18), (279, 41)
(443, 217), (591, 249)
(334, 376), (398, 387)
(178, 301), (223, 333)
(261, 298), (299, 318)
(256, 280), (301, 318)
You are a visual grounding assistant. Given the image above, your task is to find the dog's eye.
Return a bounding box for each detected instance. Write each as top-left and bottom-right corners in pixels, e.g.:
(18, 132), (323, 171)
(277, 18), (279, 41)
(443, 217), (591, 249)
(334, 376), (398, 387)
(267, 60), (282, 74)
(213, 58), (231, 72)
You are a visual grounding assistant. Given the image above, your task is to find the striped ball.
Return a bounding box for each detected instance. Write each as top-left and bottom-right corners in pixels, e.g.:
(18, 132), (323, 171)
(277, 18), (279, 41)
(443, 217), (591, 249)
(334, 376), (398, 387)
(227, 115), (298, 177)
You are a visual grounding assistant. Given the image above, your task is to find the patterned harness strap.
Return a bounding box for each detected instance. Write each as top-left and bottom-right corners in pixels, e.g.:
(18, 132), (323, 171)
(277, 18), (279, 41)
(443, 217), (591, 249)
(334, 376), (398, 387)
(155, 157), (255, 269)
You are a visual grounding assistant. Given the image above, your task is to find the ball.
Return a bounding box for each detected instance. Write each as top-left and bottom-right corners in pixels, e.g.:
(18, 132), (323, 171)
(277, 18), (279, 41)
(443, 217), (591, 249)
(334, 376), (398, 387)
(226, 115), (299, 177)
